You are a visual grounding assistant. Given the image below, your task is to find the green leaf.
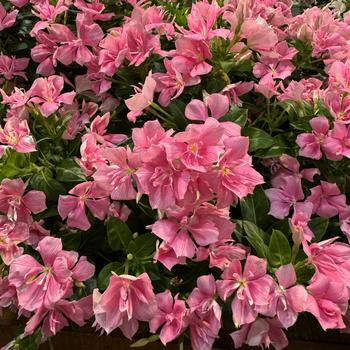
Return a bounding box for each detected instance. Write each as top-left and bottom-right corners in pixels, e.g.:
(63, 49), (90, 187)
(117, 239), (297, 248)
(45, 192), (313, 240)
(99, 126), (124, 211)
(167, 100), (188, 130)
(242, 127), (274, 152)
(240, 186), (269, 228)
(268, 229), (291, 268)
(107, 218), (133, 251)
(238, 220), (268, 258)
(97, 262), (124, 290)
(295, 263), (315, 284)
(309, 217), (329, 242)
(254, 145), (288, 158)
(56, 159), (86, 182)
(220, 107), (248, 127)
(30, 169), (66, 201)
(128, 233), (157, 257)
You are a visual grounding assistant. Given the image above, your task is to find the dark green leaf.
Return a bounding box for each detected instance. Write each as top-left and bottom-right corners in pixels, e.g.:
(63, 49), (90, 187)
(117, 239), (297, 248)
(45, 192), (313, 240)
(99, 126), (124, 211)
(295, 263), (315, 284)
(220, 107), (248, 126)
(56, 159), (86, 182)
(128, 233), (157, 257)
(310, 217), (329, 242)
(107, 218), (133, 251)
(97, 262), (124, 290)
(242, 127), (274, 152)
(268, 229), (291, 267)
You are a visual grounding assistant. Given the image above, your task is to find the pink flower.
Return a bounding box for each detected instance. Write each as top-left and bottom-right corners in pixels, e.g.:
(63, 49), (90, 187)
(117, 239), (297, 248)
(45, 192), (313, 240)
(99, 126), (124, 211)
(323, 122), (350, 160)
(58, 181), (110, 231)
(9, 236), (95, 312)
(153, 59), (200, 107)
(0, 118), (36, 153)
(270, 264), (308, 328)
(135, 146), (190, 210)
(27, 220), (50, 248)
(29, 75), (76, 117)
(93, 147), (139, 201)
(53, 14), (104, 66)
(185, 94), (229, 121)
(254, 74), (281, 99)
(172, 37), (212, 78)
(289, 202), (314, 244)
(154, 242), (186, 270)
(0, 178), (46, 223)
(93, 273), (157, 338)
(0, 217), (29, 265)
(0, 55), (29, 81)
(217, 256), (275, 326)
(306, 181), (346, 218)
(74, 0), (113, 21)
(107, 202), (131, 222)
(187, 275), (222, 350)
(210, 136), (264, 208)
(306, 275), (348, 330)
(24, 296), (93, 337)
(123, 22), (161, 67)
(265, 177), (304, 219)
(304, 238), (350, 287)
(165, 118), (224, 172)
(222, 81), (254, 106)
(253, 58), (295, 80)
(0, 3), (18, 31)
(296, 116), (330, 160)
(279, 78), (322, 102)
(231, 318), (288, 350)
(183, 0), (229, 40)
(240, 18), (278, 54)
(125, 71), (156, 122)
(98, 31), (128, 76)
(149, 290), (187, 345)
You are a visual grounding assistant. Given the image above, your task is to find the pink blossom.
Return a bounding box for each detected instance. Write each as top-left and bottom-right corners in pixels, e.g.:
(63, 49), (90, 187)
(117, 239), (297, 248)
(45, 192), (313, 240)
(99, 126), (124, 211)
(172, 37), (212, 78)
(29, 75), (76, 117)
(135, 146), (190, 210)
(324, 91), (350, 124)
(9, 236), (94, 312)
(125, 71), (156, 122)
(185, 94), (229, 121)
(187, 275), (222, 350)
(254, 74), (281, 99)
(265, 177), (304, 219)
(154, 241), (187, 270)
(296, 116), (330, 160)
(0, 55), (29, 81)
(222, 81), (254, 106)
(0, 217), (29, 265)
(9, 0), (28, 7)
(278, 78), (322, 102)
(289, 202), (314, 244)
(240, 18), (278, 54)
(253, 58), (295, 80)
(303, 238), (350, 287)
(93, 273), (157, 338)
(217, 256), (275, 326)
(27, 220), (50, 248)
(0, 178), (46, 223)
(0, 3), (18, 31)
(231, 318), (288, 350)
(323, 122), (350, 160)
(210, 136), (264, 208)
(306, 181), (346, 218)
(98, 31), (128, 76)
(165, 118), (224, 172)
(183, 0), (229, 40)
(153, 59), (200, 107)
(93, 147), (139, 201)
(149, 290), (187, 345)
(269, 264), (308, 328)
(24, 296), (93, 337)
(107, 201), (130, 222)
(53, 14), (104, 66)
(0, 118), (36, 153)
(74, 0), (113, 21)
(58, 181), (110, 231)
(123, 22), (161, 67)
(306, 275), (348, 330)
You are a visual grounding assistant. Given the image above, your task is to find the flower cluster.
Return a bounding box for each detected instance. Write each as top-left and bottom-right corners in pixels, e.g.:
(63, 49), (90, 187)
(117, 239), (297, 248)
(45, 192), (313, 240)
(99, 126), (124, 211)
(1, 0), (350, 349)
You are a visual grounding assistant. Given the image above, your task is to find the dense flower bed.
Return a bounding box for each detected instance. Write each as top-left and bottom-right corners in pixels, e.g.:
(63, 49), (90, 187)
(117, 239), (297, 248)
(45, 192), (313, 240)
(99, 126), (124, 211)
(1, 0), (350, 349)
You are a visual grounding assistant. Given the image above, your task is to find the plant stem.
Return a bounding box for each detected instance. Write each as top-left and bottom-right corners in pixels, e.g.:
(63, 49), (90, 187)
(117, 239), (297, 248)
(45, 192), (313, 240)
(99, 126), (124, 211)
(48, 337), (54, 350)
